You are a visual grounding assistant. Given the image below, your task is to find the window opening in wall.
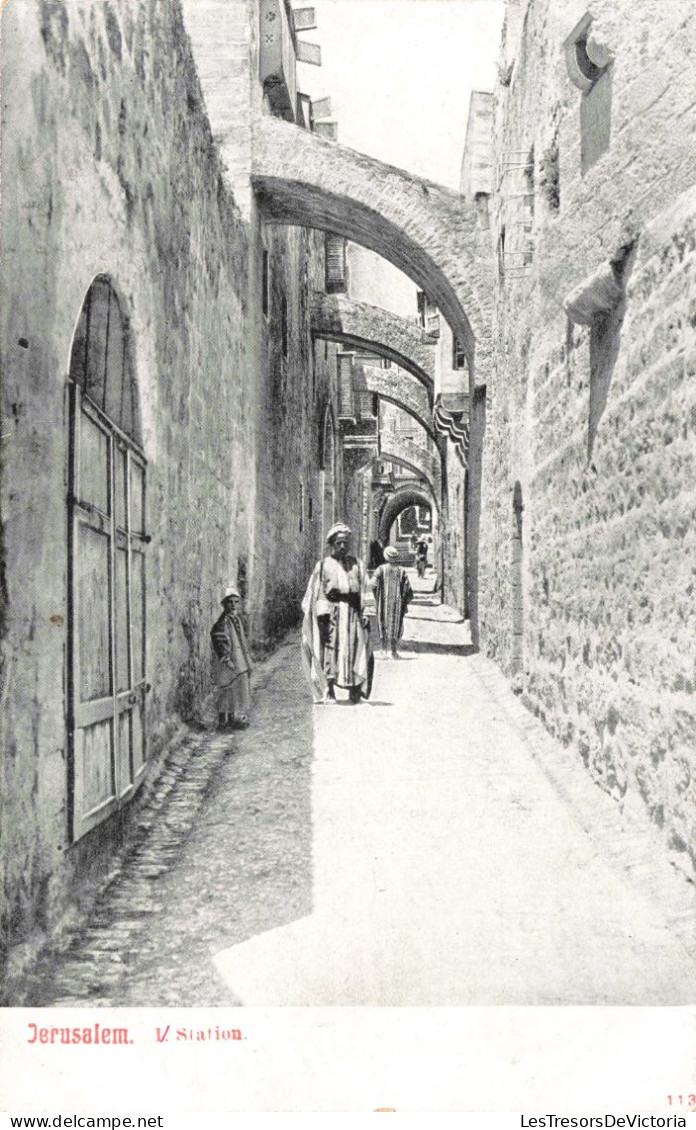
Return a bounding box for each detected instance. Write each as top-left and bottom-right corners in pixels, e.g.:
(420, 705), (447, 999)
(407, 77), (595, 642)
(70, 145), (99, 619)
(564, 13), (613, 174)
(417, 291), (440, 339)
(67, 275), (148, 843)
(308, 495), (313, 521)
(324, 340), (328, 361)
(337, 353), (356, 421)
(452, 337), (467, 370)
(325, 233), (348, 294)
(262, 250), (270, 317)
(299, 480), (304, 533)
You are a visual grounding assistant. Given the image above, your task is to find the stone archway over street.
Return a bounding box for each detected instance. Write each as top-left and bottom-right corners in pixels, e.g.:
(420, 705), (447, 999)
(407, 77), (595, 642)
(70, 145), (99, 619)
(378, 485), (437, 545)
(363, 376), (434, 441)
(253, 116), (492, 383)
(312, 293), (436, 389)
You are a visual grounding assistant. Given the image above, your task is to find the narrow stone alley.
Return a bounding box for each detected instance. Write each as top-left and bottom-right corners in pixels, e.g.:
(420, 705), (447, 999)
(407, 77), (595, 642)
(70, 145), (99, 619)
(20, 577), (696, 1009)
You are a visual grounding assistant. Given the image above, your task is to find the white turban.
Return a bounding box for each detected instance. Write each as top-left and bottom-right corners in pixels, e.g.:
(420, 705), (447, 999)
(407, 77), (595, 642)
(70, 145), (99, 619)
(326, 522), (351, 543)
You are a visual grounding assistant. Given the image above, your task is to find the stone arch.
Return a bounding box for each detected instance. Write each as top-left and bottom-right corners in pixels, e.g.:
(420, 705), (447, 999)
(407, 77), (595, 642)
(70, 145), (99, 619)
(377, 450), (439, 496)
(379, 435), (441, 492)
(378, 487), (437, 545)
(253, 117), (492, 383)
(311, 293), (435, 389)
(372, 391), (435, 442)
(347, 364), (434, 440)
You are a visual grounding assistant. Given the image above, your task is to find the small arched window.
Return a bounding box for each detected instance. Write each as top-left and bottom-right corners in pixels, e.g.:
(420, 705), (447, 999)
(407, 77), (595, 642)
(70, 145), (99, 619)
(69, 274), (141, 444)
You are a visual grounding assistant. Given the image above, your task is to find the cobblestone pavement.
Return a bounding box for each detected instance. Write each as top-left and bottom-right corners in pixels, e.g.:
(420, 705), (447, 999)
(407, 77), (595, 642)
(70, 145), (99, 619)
(21, 574), (696, 1006)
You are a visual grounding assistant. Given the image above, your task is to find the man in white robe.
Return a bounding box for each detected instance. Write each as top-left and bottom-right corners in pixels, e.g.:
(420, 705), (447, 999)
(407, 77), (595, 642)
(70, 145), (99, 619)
(301, 523), (373, 704)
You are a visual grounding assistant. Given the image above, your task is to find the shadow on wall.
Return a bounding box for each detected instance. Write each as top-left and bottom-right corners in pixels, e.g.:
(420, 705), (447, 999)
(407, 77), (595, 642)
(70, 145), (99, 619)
(115, 667), (316, 1006)
(262, 581), (304, 653)
(588, 291), (626, 462)
(177, 597), (208, 726)
(13, 674), (316, 1006)
(177, 581), (306, 728)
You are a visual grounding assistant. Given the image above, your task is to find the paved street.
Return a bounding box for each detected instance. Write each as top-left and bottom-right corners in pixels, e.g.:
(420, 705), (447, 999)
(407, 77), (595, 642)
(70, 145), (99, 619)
(22, 575), (696, 1007)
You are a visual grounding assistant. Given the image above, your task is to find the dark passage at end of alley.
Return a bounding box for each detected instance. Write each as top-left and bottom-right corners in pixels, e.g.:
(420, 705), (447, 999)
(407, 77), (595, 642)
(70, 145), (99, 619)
(16, 572), (696, 1009)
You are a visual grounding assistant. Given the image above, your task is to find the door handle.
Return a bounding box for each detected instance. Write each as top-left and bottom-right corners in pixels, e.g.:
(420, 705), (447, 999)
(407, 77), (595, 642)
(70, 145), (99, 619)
(128, 693), (137, 706)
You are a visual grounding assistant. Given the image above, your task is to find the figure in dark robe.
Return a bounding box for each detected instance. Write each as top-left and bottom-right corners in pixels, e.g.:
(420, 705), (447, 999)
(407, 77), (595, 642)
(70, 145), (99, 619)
(211, 587), (253, 730)
(372, 546), (413, 659)
(368, 538), (385, 571)
(415, 537), (428, 578)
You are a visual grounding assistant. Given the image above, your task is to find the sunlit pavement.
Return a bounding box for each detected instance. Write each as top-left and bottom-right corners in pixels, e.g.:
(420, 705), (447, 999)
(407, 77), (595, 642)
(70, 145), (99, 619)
(212, 581), (696, 1006)
(24, 576), (695, 1007)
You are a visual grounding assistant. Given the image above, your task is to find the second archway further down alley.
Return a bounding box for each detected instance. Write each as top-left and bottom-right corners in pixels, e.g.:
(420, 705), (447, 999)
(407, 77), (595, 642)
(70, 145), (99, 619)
(21, 584), (696, 1008)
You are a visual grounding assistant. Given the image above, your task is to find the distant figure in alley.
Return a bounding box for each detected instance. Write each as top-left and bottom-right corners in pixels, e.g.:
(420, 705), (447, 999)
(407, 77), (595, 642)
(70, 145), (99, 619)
(301, 522), (373, 704)
(373, 545), (413, 659)
(211, 587), (253, 730)
(415, 536), (428, 578)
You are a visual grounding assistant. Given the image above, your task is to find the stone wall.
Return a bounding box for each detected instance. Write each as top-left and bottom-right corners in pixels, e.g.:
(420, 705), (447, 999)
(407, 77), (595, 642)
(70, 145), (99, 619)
(479, 0), (696, 870)
(442, 446), (467, 612)
(0, 0), (335, 963)
(250, 223), (335, 645)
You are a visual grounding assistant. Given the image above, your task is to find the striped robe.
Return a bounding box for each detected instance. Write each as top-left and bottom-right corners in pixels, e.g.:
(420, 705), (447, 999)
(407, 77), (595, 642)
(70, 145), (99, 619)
(372, 563), (413, 651)
(211, 610), (253, 714)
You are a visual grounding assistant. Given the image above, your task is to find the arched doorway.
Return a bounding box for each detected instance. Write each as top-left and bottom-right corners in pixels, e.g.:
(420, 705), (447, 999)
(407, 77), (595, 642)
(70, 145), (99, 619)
(511, 482), (524, 676)
(378, 487), (437, 547)
(67, 275), (148, 842)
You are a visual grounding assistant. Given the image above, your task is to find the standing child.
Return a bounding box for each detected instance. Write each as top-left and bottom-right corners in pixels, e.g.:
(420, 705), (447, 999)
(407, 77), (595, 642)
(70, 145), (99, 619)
(211, 587), (253, 730)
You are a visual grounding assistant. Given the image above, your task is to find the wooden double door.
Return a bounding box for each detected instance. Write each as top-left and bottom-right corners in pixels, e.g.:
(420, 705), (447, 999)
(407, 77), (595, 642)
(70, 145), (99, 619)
(69, 386), (148, 840)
